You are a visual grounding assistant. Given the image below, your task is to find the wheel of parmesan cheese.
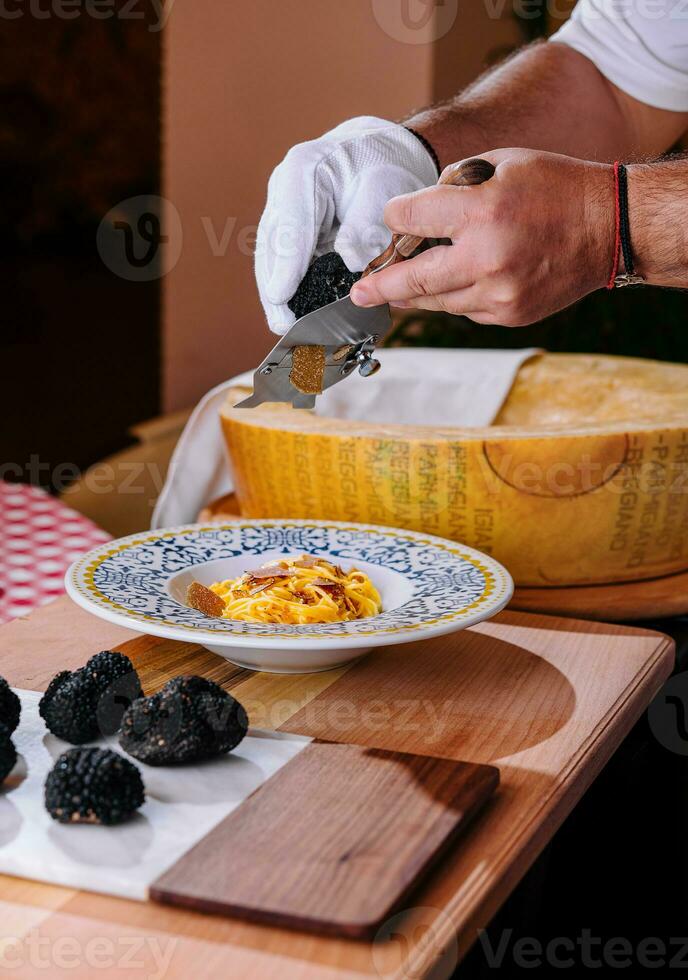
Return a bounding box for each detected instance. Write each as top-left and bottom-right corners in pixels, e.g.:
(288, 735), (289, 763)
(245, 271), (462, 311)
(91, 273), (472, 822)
(220, 353), (688, 586)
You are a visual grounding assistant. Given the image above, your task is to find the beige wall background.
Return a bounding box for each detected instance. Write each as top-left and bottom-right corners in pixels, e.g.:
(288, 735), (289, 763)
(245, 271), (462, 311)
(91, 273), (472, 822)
(162, 1), (521, 412)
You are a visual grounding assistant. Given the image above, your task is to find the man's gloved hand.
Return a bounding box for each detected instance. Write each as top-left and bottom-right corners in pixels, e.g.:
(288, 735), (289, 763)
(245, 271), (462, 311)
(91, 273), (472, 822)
(255, 116), (438, 333)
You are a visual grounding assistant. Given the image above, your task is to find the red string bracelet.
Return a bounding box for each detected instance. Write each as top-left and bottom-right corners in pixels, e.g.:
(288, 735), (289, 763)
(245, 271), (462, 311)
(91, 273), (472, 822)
(607, 161), (621, 290)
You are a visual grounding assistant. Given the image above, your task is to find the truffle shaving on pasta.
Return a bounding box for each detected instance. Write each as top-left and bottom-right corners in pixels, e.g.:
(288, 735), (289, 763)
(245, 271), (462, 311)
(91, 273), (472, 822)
(208, 555), (382, 625)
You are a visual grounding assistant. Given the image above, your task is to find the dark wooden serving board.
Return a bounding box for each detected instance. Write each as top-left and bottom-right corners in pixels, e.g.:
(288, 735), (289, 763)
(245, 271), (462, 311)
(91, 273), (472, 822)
(150, 740), (499, 939)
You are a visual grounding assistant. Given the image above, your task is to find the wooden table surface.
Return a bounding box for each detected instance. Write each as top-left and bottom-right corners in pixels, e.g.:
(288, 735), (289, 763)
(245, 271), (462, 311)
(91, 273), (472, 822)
(0, 597), (674, 979)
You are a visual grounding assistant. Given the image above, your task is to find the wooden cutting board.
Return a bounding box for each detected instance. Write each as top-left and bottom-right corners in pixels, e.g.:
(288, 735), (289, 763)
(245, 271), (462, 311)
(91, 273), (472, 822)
(150, 741), (499, 939)
(0, 599), (673, 978)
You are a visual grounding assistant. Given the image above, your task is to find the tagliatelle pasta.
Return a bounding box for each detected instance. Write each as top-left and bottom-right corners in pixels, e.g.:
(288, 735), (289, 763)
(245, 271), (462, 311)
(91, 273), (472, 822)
(209, 555), (382, 625)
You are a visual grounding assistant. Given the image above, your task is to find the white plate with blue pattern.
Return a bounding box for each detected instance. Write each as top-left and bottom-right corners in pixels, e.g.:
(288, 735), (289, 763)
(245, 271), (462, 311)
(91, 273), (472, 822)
(65, 520), (513, 673)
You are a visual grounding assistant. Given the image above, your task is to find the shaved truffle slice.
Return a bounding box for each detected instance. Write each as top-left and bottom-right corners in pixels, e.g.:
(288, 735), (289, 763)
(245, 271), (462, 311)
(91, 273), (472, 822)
(292, 554), (320, 568)
(187, 582), (226, 618)
(119, 676), (248, 766)
(246, 562), (294, 579)
(322, 586), (346, 600)
(308, 578), (345, 601)
(290, 345), (326, 395)
(292, 591), (315, 605)
(246, 579), (279, 596)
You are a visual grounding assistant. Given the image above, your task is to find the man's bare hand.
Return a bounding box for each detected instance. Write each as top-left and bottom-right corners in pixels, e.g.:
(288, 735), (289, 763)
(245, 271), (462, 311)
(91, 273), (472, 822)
(350, 149), (614, 326)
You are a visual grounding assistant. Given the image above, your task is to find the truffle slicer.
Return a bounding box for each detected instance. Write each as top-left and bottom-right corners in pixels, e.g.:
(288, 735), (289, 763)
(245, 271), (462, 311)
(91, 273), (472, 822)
(236, 157), (495, 410)
(235, 297), (391, 409)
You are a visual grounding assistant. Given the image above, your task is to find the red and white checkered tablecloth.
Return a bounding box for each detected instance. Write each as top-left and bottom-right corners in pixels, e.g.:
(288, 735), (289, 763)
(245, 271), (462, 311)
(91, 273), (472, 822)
(0, 481), (111, 625)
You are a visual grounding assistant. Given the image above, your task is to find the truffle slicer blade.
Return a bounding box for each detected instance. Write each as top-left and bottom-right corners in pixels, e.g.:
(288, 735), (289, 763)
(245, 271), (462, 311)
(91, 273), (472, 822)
(235, 297), (391, 409)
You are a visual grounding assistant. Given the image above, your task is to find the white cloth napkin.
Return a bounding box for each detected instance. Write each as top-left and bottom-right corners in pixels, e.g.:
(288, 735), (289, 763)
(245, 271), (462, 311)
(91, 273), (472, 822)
(152, 347), (541, 529)
(0, 690), (310, 900)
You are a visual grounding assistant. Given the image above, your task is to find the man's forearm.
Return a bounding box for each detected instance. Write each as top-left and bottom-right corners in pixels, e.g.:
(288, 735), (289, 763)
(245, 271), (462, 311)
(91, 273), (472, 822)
(407, 41), (687, 170)
(628, 160), (688, 286)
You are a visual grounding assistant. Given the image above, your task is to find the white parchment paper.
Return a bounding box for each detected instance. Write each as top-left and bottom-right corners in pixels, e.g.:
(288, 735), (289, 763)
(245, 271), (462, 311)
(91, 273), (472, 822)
(0, 690), (310, 900)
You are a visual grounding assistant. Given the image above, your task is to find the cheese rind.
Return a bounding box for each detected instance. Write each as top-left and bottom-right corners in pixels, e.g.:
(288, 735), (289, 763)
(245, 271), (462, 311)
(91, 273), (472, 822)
(220, 353), (688, 586)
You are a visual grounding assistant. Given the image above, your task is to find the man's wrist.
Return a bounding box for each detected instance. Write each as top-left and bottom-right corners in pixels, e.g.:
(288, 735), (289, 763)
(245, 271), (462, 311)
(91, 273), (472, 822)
(625, 164), (653, 282)
(404, 127), (441, 177)
(404, 108), (490, 174)
(626, 162), (686, 287)
(584, 162), (617, 293)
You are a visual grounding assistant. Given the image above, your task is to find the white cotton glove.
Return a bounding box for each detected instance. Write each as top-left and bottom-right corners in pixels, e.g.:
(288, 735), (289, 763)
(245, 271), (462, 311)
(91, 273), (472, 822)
(255, 116), (438, 333)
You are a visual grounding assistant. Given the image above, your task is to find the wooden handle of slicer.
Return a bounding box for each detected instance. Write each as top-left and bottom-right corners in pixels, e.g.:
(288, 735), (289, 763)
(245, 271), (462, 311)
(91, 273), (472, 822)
(362, 157), (496, 277)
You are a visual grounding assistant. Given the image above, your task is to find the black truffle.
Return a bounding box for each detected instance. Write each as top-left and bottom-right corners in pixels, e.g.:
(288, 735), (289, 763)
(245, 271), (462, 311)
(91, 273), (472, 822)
(45, 747), (145, 825)
(39, 651), (143, 744)
(119, 675), (248, 766)
(0, 723), (17, 786)
(288, 251), (362, 320)
(0, 677), (21, 735)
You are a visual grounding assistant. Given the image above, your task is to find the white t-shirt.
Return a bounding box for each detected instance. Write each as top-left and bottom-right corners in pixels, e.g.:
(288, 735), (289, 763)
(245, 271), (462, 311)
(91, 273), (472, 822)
(551, 0), (688, 111)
